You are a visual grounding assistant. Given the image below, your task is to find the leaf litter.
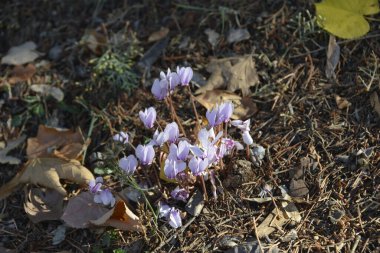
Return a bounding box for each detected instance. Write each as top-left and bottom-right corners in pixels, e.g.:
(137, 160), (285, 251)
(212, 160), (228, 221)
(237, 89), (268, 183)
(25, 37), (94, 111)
(1, 41), (42, 65)
(0, 135), (26, 165)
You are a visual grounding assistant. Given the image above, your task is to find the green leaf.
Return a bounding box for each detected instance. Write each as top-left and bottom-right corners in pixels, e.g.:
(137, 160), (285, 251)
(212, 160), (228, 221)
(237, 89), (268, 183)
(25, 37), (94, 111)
(315, 0), (380, 39)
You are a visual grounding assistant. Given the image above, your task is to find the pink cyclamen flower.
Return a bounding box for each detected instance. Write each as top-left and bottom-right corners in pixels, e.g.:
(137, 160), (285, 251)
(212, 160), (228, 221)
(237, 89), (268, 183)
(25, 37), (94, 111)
(119, 155), (138, 175)
(160, 68), (180, 91)
(171, 186), (189, 202)
(150, 129), (168, 146)
(164, 122), (179, 143)
(158, 201), (171, 218)
(94, 189), (116, 207)
(151, 78), (169, 100)
(135, 144), (155, 165)
(139, 107), (156, 129)
(232, 119), (253, 146)
(89, 177), (103, 194)
(206, 101), (234, 127)
(176, 66), (193, 86)
(164, 158), (186, 179)
(113, 131), (129, 144)
(168, 208), (182, 228)
(189, 156), (209, 176)
(168, 141), (190, 161)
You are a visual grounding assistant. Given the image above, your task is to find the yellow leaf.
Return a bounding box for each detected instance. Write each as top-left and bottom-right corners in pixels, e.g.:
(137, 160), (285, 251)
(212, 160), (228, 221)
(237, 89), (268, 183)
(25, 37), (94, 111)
(315, 0), (380, 39)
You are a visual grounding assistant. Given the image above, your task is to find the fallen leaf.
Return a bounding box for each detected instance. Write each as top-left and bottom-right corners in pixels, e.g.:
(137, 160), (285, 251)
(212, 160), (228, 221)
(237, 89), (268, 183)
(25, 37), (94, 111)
(227, 28), (251, 44)
(325, 35), (340, 79)
(51, 225), (66, 245)
(8, 64), (36, 84)
(204, 28), (220, 48)
(370, 92), (380, 117)
(61, 192), (110, 228)
(289, 179), (309, 197)
(148, 27), (169, 42)
(335, 95), (351, 109)
(30, 84), (64, 102)
(0, 158), (94, 199)
(196, 56), (259, 96)
(137, 37), (169, 72)
(90, 200), (144, 232)
(185, 190), (204, 217)
(27, 125), (85, 160)
(0, 135), (26, 165)
(24, 187), (64, 223)
(80, 30), (108, 55)
(315, 0), (380, 39)
(1, 41), (42, 65)
(195, 90), (257, 119)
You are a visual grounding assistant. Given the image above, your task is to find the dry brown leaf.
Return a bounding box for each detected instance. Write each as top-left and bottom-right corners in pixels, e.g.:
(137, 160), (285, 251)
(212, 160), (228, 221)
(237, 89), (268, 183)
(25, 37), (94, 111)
(27, 125), (85, 160)
(80, 30), (108, 55)
(256, 207), (288, 238)
(0, 157), (94, 199)
(61, 192), (110, 228)
(0, 135), (26, 165)
(8, 64), (36, 84)
(335, 95), (351, 109)
(325, 35), (340, 79)
(24, 187), (64, 223)
(196, 56), (259, 96)
(148, 27), (169, 42)
(195, 90), (257, 119)
(90, 200), (144, 232)
(370, 91), (380, 117)
(289, 179), (309, 197)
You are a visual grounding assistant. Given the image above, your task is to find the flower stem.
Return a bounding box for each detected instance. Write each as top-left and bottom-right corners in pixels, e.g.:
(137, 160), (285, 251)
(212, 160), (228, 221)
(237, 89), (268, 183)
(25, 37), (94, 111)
(199, 175), (208, 201)
(246, 145), (250, 160)
(166, 96), (187, 138)
(186, 85), (200, 135)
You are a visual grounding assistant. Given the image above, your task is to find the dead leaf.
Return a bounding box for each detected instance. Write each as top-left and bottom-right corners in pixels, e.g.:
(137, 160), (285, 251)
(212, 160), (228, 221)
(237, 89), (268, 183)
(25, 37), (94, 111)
(204, 28), (220, 48)
(1, 41), (42, 65)
(335, 95), (351, 109)
(0, 158), (94, 199)
(227, 28), (251, 44)
(61, 192), (110, 228)
(195, 90), (257, 119)
(148, 27), (169, 42)
(8, 64), (36, 84)
(27, 125), (85, 160)
(289, 179), (309, 197)
(0, 135), (26, 165)
(325, 35), (340, 79)
(196, 56), (259, 96)
(370, 92), (380, 117)
(24, 187), (64, 223)
(80, 30), (107, 55)
(185, 189), (204, 217)
(30, 84), (64, 102)
(90, 200), (144, 232)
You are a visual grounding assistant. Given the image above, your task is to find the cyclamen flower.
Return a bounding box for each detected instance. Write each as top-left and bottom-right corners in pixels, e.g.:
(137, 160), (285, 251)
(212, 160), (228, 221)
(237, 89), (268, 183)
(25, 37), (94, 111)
(158, 202), (182, 229)
(168, 141), (190, 161)
(168, 209), (182, 228)
(258, 184), (273, 198)
(119, 155), (138, 175)
(113, 131), (129, 144)
(176, 66), (193, 86)
(135, 144), (155, 165)
(150, 129), (168, 146)
(189, 156), (209, 176)
(139, 107), (156, 129)
(206, 101), (234, 127)
(164, 158), (186, 179)
(94, 189), (116, 207)
(151, 79), (169, 100)
(171, 186), (189, 202)
(164, 122), (179, 143)
(160, 68), (180, 90)
(89, 177), (103, 194)
(232, 119), (253, 146)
